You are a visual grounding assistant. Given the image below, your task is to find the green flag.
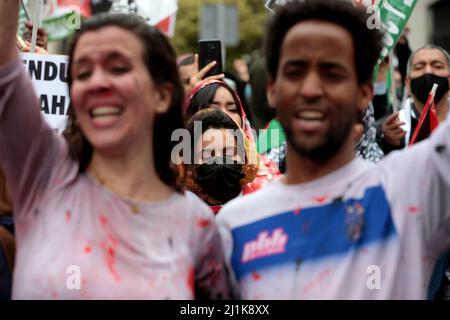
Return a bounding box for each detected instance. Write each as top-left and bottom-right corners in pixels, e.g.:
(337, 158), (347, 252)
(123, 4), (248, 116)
(373, 0), (418, 64)
(18, 0), (81, 42)
(42, 10), (82, 41)
(257, 119), (286, 154)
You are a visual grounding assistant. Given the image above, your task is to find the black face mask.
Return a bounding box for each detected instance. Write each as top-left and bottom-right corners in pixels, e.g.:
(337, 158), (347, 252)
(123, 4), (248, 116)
(194, 156), (245, 204)
(410, 73), (449, 105)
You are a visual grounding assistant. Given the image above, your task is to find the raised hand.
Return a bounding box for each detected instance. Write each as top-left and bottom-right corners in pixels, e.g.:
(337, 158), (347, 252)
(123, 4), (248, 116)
(187, 54), (225, 94)
(382, 112), (406, 147)
(23, 20), (48, 50)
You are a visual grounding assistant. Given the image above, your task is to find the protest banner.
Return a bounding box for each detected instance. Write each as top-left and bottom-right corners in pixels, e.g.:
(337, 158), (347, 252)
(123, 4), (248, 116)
(20, 52), (70, 133)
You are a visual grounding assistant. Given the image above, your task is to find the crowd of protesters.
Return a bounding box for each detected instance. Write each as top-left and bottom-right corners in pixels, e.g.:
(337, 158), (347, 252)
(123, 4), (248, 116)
(0, 0), (450, 300)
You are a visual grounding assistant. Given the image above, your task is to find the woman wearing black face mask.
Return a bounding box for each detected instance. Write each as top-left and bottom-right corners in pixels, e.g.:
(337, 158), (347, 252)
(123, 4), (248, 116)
(184, 80), (281, 195)
(184, 109), (258, 214)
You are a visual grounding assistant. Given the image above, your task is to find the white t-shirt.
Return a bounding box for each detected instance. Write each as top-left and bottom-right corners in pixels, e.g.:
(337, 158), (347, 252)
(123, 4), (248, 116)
(217, 120), (450, 299)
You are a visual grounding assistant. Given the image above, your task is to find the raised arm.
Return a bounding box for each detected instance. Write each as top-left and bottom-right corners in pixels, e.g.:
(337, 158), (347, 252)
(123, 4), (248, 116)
(0, 0), (19, 68)
(0, 1), (71, 216)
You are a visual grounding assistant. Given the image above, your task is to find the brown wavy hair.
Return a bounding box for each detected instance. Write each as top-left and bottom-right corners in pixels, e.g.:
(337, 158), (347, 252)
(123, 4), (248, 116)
(64, 14), (185, 191)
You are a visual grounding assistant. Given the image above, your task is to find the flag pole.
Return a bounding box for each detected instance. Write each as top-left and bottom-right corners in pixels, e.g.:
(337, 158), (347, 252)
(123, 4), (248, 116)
(30, 0), (43, 53)
(389, 51), (399, 114)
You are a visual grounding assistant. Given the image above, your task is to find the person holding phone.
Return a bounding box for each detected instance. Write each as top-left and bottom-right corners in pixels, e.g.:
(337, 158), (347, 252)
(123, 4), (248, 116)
(183, 109), (258, 214)
(177, 53), (225, 98)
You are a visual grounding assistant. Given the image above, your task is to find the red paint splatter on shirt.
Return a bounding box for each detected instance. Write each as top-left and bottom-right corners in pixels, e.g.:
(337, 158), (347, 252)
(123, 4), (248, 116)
(101, 218), (118, 241)
(197, 218), (211, 228)
(187, 267), (195, 293)
(148, 279), (156, 289)
(313, 196), (328, 204)
(99, 214), (108, 225)
(65, 210), (71, 222)
(408, 206), (419, 214)
(104, 246), (120, 282)
(99, 214), (122, 282)
(84, 246), (92, 254)
(293, 208), (302, 215)
(252, 271), (262, 281)
(107, 233), (119, 246)
(304, 269), (332, 294)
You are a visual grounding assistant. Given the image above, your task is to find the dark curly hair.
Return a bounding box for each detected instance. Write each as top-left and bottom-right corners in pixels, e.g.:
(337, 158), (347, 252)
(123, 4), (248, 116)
(64, 13), (185, 191)
(264, 0), (383, 84)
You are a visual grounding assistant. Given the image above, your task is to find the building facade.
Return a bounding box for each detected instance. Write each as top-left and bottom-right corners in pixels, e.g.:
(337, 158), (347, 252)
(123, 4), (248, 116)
(408, 0), (450, 52)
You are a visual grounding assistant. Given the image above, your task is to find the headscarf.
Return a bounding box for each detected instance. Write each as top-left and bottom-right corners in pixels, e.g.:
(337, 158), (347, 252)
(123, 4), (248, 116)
(355, 102), (384, 162)
(183, 108), (258, 210)
(184, 80), (281, 197)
